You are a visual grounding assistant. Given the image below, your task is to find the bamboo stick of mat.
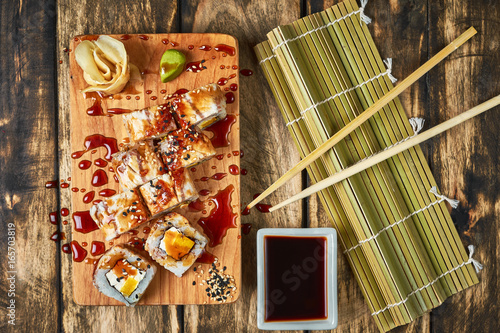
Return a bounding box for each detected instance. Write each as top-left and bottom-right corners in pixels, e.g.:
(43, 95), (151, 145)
(269, 94), (500, 211)
(248, 26), (477, 209)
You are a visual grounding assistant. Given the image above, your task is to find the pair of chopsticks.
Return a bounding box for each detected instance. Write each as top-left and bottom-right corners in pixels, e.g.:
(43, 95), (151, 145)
(248, 27), (500, 212)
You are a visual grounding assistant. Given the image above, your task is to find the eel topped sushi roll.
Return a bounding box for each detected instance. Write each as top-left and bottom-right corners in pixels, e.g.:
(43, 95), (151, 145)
(158, 128), (216, 172)
(90, 189), (150, 241)
(112, 140), (166, 190)
(122, 103), (177, 142)
(171, 83), (227, 130)
(93, 244), (157, 306)
(139, 168), (197, 218)
(145, 213), (207, 277)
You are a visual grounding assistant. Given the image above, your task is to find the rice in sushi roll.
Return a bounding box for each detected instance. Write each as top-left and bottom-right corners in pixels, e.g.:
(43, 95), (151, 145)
(145, 213), (207, 277)
(112, 140), (166, 190)
(139, 168), (198, 218)
(90, 189), (150, 241)
(122, 103), (177, 142)
(158, 128), (216, 172)
(171, 83), (226, 130)
(93, 244), (157, 306)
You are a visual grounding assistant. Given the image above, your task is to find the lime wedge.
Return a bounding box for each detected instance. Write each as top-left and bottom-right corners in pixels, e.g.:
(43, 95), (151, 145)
(160, 50), (186, 83)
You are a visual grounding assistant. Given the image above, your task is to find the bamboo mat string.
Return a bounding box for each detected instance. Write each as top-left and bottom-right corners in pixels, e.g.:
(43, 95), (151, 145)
(372, 245), (483, 316)
(344, 186), (457, 254)
(271, 0), (371, 53)
(285, 58), (396, 126)
(353, 117), (424, 165)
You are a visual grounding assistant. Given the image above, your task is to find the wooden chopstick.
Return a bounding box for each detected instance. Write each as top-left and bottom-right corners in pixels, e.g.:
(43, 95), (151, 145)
(247, 27), (477, 209)
(269, 94), (500, 212)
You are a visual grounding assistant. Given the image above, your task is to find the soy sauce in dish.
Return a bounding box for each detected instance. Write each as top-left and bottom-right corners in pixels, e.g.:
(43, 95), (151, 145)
(264, 235), (327, 322)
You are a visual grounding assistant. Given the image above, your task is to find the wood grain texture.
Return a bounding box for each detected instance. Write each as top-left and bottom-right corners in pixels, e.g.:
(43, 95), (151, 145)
(0, 1), (60, 332)
(69, 33), (240, 305)
(0, 0), (497, 331)
(180, 0), (303, 332)
(426, 0), (500, 332)
(56, 0), (181, 331)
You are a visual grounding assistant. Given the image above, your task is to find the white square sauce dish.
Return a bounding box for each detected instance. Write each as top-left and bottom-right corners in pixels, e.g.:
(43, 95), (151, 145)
(257, 228), (337, 330)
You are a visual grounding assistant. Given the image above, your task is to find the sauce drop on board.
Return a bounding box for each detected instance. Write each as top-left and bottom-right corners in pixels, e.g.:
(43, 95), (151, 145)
(83, 191), (95, 204)
(86, 99), (104, 116)
(205, 115), (237, 148)
(99, 189), (116, 197)
(61, 208), (69, 217)
(108, 108), (132, 115)
(225, 92), (235, 104)
(264, 236), (327, 322)
(94, 158), (108, 167)
(196, 250), (216, 264)
(188, 198), (205, 212)
(91, 169), (108, 187)
(72, 211), (99, 233)
(214, 44), (236, 56)
(70, 241), (87, 262)
(211, 173), (227, 181)
(197, 185), (237, 247)
(62, 243), (71, 254)
(199, 189), (210, 196)
(78, 160), (92, 170)
(91, 241), (106, 256)
(71, 134), (119, 161)
(229, 164), (239, 175)
(186, 60), (207, 73)
(199, 45), (212, 51)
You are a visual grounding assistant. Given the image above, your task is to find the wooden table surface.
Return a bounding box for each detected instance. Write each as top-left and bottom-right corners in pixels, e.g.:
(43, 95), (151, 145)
(0, 0), (498, 332)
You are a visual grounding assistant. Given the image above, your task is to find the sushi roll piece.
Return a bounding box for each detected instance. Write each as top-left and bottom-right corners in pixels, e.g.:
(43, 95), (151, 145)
(90, 189), (150, 241)
(112, 140), (166, 190)
(139, 168), (198, 218)
(158, 128), (216, 172)
(145, 213), (207, 277)
(171, 83), (227, 130)
(122, 103), (177, 142)
(93, 244), (157, 306)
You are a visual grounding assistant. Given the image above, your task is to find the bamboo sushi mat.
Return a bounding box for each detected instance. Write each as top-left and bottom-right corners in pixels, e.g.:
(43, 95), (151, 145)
(255, 0), (480, 331)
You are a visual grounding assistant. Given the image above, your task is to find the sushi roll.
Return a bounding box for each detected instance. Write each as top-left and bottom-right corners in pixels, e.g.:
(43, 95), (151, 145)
(93, 244), (157, 306)
(145, 213), (207, 277)
(112, 140), (166, 190)
(139, 168), (198, 218)
(90, 189), (150, 241)
(171, 83), (227, 130)
(122, 103), (177, 142)
(158, 128), (216, 172)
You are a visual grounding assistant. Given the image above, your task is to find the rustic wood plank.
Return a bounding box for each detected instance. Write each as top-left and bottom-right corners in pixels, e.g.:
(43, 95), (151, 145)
(68, 32), (241, 305)
(306, 0), (431, 332)
(0, 1), (60, 332)
(427, 1), (500, 332)
(180, 0), (303, 332)
(57, 0), (181, 331)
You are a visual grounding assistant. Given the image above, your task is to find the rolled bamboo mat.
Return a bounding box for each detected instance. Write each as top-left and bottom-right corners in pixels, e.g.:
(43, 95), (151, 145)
(254, 0), (479, 331)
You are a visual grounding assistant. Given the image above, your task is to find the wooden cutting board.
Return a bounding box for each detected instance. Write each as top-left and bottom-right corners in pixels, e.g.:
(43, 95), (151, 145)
(68, 33), (241, 305)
